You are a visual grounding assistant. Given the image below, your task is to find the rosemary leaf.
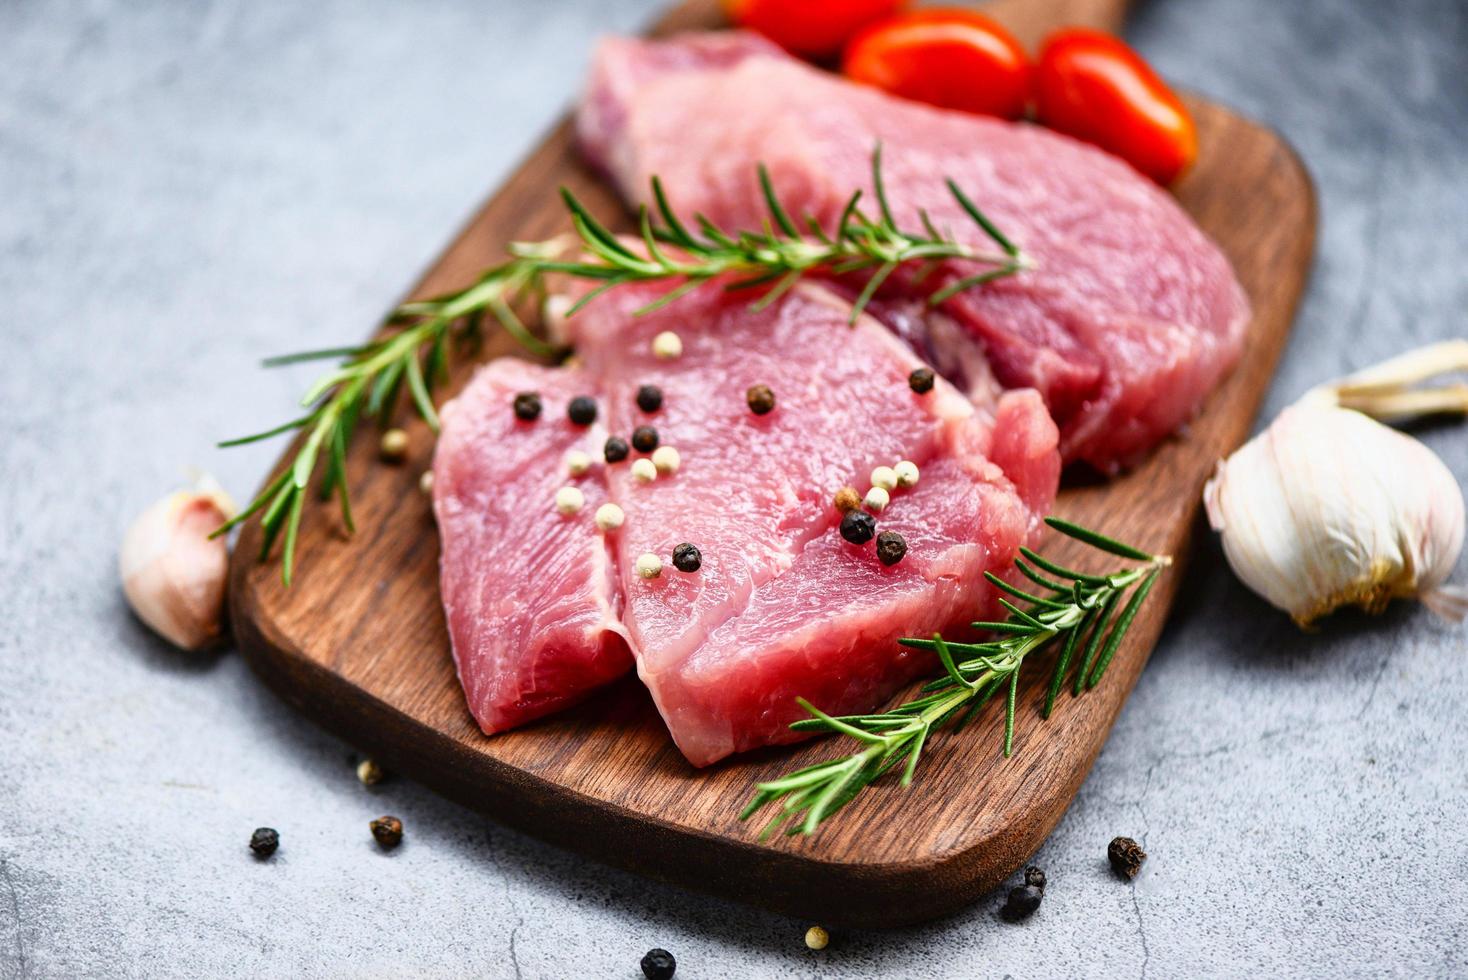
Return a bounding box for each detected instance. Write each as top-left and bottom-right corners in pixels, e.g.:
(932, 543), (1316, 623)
(256, 479), (295, 561)
(281, 488), (305, 588)
(650, 176), (696, 247)
(1018, 546), (1110, 586)
(637, 205), (673, 268)
(835, 190), (864, 241)
(967, 620), (1038, 635)
(261, 345), (369, 367)
(1074, 590), (1121, 697)
(291, 418), (332, 491)
(928, 267), (1020, 305)
(997, 598), (1047, 630)
(694, 212), (737, 249)
(330, 425), (354, 535)
(1003, 669), (1020, 757)
(984, 571), (1072, 610)
(1046, 517), (1156, 562)
(212, 470), (290, 538)
(1087, 566), (1162, 689)
(945, 178), (1020, 257)
(795, 698), (888, 746)
(934, 634), (978, 691)
(1044, 604), (1093, 718)
(217, 416), (312, 448)
(366, 357), (405, 417)
(759, 164), (803, 239)
(559, 188), (638, 260)
(849, 261), (898, 323)
(871, 143), (898, 229)
(1014, 556), (1074, 594)
(404, 352), (439, 433)
(633, 278), (709, 316)
(899, 725), (929, 786)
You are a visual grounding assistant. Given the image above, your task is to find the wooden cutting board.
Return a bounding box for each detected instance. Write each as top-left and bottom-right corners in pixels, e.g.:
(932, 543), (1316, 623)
(229, 0), (1315, 926)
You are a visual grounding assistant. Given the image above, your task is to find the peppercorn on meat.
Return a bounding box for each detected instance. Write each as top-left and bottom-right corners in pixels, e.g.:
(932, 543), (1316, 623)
(654, 398), (1054, 764)
(436, 287), (1058, 759)
(578, 31), (1249, 473)
(557, 281), (1059, 765)
(432, 360), (632, 733)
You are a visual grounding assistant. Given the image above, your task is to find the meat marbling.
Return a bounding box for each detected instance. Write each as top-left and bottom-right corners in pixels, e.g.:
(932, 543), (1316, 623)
(577, 32), (1250, 473)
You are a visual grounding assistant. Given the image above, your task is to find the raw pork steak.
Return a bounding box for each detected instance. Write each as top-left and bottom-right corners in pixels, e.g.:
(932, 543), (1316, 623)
(561, 281), (1058, 765)
(578, 32), (1250, 472)
(433, 359), (630, 733)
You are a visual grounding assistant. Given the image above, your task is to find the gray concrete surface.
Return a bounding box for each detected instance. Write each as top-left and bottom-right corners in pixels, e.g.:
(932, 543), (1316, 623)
(2, 0), (1465, 976)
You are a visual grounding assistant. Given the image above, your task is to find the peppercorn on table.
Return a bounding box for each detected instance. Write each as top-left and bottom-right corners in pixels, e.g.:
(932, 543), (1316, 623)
(4, 0), (1466, 976)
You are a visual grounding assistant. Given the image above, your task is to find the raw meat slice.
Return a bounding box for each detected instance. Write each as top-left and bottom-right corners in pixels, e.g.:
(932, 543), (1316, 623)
(561, 281), (1059, 765)
(562, 282), (978, 679)
(577, 32), (1250, 473)
(432, 359), (630, 733)
(660, 396), (1054, 764)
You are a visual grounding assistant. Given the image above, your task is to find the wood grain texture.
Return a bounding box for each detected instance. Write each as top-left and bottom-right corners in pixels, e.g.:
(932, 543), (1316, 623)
(228, 0), (1316, 926)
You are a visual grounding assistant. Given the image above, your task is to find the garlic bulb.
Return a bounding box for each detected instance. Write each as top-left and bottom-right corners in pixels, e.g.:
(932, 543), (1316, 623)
(120, 475), (237, 650)
(1205, 342), (1468, 626)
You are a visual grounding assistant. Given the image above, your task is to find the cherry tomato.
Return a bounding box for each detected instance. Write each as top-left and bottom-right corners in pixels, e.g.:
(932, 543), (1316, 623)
(1035, 28), (1197, 184)
(722, 0), (908, 60)
(842, 9), (1032, 120)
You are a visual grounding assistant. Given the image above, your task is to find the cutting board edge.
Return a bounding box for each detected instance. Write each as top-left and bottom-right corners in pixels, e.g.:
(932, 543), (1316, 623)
(230, 556), (1144, 926)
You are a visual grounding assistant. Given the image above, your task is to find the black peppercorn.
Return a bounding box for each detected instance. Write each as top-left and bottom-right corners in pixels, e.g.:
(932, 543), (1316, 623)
(567, 395), (598, 426)
(746, 384), (776, 415)
(908, 367), (935, 394)
(672, 543), (702, 573)
(636, 384), (663, 413)
(604, 436), (630, 463)
(370, 815), (404, 850)
(631, 425), (659, 453)
(640, 948), (676, 980)
(1108, 836), (1146, 879)
(249, 827), (279, 858)
(840, 511), (876, 545)
(1024, 865), (1047, 891)
(512, 391), (542, 421)
(1001, 884), (1043, 921)
(876, 530), (907, 566)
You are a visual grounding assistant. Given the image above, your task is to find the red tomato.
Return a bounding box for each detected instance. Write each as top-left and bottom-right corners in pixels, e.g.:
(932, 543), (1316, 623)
(1035, 28), (1197, 184)
(842, 9), (1032, 120)
(722, 0), (908, 59)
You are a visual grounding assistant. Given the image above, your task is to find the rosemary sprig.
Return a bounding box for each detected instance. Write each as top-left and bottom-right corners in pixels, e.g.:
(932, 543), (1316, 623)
(739, 518), (1169, 839)
(545, 143), (1028, 323)
(210, 248), (554, 585)
(218, 146), (1028, 584)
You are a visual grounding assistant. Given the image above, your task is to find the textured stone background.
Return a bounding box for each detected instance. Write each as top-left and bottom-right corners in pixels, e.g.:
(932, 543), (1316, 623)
(2, 0), (1465, 977)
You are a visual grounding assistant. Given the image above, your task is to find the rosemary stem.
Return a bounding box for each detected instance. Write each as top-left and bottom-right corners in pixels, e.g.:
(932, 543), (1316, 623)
(220, 146), (1031, 586)
(742, 545), (1168, 838)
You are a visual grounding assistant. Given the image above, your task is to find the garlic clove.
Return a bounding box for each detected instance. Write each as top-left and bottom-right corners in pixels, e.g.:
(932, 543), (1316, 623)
(1420, 585), (1468, 623)
(1205, 402), (1465, 626)
(120, 475), (236, 650)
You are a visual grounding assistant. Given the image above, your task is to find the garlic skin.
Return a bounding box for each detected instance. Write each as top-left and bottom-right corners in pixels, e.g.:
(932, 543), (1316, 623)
(1204, 402), (1466, 626)
(120, 476), (237, 650)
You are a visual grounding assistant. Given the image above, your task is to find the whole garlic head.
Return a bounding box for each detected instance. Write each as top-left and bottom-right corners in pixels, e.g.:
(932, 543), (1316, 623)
(1205, 402), (1466, 626)
(120, 475), (236, 650)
